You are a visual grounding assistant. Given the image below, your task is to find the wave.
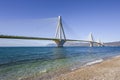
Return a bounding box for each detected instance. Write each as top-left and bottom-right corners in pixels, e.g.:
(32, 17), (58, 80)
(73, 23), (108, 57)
(85, 59), (103, 66)
(114, 55), (120, 58)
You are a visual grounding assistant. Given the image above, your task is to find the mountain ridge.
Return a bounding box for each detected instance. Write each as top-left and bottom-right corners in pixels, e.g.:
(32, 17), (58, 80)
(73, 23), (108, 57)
(47, 41), (120, 47)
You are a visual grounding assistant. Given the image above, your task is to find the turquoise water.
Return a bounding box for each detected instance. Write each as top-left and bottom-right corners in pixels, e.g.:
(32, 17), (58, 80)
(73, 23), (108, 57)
(0, 47), (120, 80)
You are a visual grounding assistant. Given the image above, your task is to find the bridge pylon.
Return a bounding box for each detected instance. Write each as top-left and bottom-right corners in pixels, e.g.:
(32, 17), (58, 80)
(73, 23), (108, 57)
(97, 39), (101, 47)
(89, 32), (94, 47)
(97, 39), (104, 47)
(101, 42), (104, 47)
(54, 16), (66, 47)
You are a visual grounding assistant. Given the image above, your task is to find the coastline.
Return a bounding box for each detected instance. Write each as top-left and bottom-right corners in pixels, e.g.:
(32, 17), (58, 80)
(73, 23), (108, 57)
(51, 56), (120, 80)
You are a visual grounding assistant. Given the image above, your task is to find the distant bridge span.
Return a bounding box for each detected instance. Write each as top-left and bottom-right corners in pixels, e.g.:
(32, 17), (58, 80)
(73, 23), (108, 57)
(0, 16), (104, 47)
(0, 35), (94, 42)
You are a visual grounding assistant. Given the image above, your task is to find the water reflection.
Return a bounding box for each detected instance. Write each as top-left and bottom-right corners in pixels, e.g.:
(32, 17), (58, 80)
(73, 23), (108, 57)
(87, 47), (96, 54)
(52, 48), (67, 60)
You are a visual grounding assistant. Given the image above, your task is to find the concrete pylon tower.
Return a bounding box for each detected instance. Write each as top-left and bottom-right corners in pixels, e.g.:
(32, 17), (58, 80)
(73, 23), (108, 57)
(100, 40), (104, 47)
(101, 42), (104, 47)
(55, 16), (66, 40)
(97, 39), (101, 47)
(54, 16), (66, 47)
(89, 32), (94, 47)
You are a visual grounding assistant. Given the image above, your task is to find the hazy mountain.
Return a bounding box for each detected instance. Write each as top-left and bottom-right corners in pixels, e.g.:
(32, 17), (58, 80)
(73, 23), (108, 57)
(104, 41), (120, 46)
(47, 41), (120, 47)
(47, 42), (91, 47)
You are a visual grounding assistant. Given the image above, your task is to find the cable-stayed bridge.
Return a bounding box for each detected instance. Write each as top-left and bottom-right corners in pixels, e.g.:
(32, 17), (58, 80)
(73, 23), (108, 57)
(0, 16), (104, 47)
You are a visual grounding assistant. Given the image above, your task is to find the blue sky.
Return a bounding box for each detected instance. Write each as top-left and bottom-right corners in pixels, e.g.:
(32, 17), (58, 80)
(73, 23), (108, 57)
(0, 0), (120, 46)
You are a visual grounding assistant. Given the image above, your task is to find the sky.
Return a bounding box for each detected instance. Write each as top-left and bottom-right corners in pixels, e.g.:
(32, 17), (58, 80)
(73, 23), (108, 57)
(0, 0), (120, 46)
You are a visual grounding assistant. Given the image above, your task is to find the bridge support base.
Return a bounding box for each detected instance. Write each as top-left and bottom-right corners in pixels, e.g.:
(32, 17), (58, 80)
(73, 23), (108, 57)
(98, 44), (104, 47)
(97, 44), (101, 47)
(89, 42), (93, 47)
(54, 40), (66, 47)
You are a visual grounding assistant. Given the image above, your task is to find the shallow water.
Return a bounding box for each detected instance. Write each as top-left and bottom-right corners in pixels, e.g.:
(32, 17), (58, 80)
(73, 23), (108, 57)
(0, 47), (120, 80)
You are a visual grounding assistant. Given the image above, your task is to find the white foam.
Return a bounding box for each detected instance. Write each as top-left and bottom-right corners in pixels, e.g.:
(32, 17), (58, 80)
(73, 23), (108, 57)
(85, 59), (103, 66)
(115, 55), (120, 58)
(71, 67), (77, 71)
(40, 69), (47, 73)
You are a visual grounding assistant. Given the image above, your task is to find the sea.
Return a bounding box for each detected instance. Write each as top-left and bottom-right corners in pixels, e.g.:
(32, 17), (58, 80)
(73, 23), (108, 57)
(0, 47), (120, 80)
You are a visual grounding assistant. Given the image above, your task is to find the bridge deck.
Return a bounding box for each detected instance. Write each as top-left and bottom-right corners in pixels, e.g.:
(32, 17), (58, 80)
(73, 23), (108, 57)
(0, 35), (98, 43)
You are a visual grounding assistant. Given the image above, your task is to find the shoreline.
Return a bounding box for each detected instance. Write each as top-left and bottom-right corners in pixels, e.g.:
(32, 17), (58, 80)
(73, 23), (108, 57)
(21, 55), (120, 80)
(51, 55), (120, 80)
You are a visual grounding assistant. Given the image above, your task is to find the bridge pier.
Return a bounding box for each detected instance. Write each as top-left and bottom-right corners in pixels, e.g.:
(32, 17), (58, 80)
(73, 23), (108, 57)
(97, 40), (104, 47)
(99, 44), (104, 47)
(97, 43), (101, 47)
(89, 42), (93, 47)
(54, 40), (66, 47)
(54, 16), (66, 47)
(88, 33), (94, 47)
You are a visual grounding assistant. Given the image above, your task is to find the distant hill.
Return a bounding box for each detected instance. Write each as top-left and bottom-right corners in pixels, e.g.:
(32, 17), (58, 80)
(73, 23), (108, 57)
(104, 41), (120, 46)
(47, 41), (120, 47)
(47, 42), (94, 47)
